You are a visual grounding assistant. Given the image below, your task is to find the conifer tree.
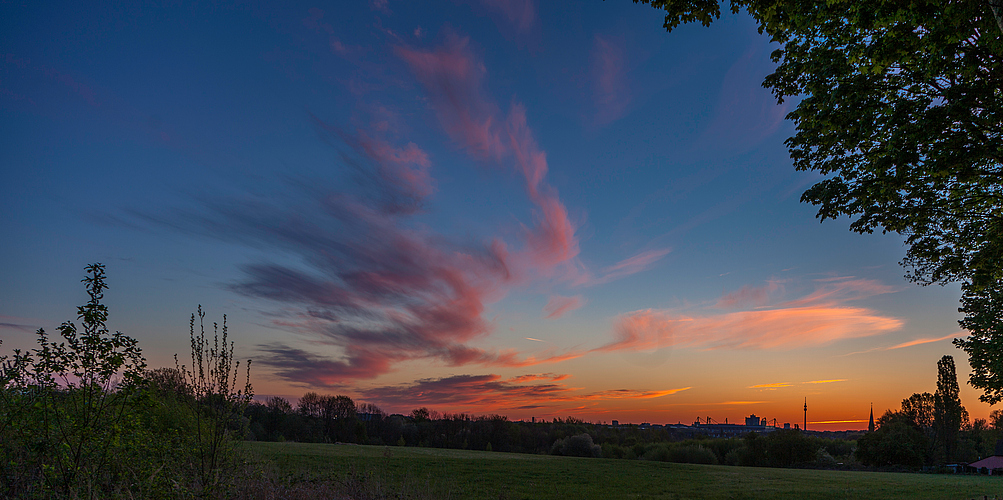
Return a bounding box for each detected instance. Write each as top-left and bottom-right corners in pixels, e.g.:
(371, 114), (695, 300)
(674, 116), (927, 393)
(934, 355), (968, 463)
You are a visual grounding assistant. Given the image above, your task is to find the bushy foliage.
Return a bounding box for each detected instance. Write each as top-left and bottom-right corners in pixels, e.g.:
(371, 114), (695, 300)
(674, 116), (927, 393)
(0, 264), (155, 498)
(173, 306), (254, 496)
(668, 444), (718, 465)
(856, 421), (928, 468)
(0, 264), (253, 499)
(550, 433), (601, 458)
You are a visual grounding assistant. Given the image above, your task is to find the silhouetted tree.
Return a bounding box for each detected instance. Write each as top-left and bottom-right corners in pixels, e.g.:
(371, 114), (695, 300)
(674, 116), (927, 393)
(298, 392), (324, 418)
(991, 409), (1003, 430)
(266, 396), (293, 414)
(934, 355), (968, 463)
(857, 416), (928, 468)
(410, 407), (431, 422)
(901, 392), (935, 429)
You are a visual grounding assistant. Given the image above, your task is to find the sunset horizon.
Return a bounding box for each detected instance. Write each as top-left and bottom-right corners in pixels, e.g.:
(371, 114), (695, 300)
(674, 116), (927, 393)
(3, 0), (990, 436)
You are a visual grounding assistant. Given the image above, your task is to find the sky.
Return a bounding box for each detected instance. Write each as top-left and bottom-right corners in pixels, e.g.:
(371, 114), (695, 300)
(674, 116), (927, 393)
(0, 0), (987, 430)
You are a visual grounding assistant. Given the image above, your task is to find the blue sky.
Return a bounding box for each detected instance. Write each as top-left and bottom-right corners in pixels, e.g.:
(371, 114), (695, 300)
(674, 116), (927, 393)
(1, 0), (978, 427)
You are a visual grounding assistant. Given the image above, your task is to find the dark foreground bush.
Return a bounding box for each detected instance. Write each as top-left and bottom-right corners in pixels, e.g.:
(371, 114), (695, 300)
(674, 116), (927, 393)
(669, 444), (718, 465)
(551, 433), (602, 457)
(0, 264), (252, 499)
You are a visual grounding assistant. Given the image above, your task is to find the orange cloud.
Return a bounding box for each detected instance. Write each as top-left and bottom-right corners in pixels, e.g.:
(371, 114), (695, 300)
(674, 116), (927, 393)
(887, 333), (959, 350)
(839, 332), (960, 356)
(803, 379), (847, 384)
(600, 277), (902, 352)
(509, 373), (569, 383)
(748, 382), (793, 389)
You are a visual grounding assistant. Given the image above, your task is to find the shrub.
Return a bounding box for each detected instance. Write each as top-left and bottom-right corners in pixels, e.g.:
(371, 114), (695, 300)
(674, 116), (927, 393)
(668, 444), (718, 465)
(0, 264), (254, 499)
(856, 421), (927, 467)
(0, 264), (152, 498)
(175, 306), (253, 495)
(551, 433), (601, 457)
(764, 429), (820, 467)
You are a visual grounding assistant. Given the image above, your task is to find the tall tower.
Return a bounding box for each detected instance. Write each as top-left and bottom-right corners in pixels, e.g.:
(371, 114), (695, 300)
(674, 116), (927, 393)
(868, 403), (875, 432)
(803, 397), (807, 431)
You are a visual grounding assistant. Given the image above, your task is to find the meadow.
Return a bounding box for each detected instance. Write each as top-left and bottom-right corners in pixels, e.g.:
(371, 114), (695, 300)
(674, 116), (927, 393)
(245, 442), (1003, 500)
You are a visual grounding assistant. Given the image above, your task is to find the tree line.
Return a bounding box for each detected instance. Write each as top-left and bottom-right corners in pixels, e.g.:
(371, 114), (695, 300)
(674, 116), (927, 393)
(241, 355), (1003, 471)
(241, 394), (860, 468)
(857, 355), (1003, 468)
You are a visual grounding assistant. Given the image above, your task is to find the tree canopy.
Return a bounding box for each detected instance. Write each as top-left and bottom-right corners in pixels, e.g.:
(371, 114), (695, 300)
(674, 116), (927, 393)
(633, 0), (1002, 399)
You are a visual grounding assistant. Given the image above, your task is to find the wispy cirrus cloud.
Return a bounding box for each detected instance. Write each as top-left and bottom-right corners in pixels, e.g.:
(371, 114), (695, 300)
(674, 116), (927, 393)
(396, 36), (504, 160)
(577, 248), (671, 286)
(599, 277), (903, 353)
(716, 280), (783, 309)
(748, 382), (792, 389)
(886, 334), (958, 350)
(701, 45), (789, 153)
(509, 372), (569, 383)
(0, 315), (42, 333)
(132, 32), (601, 389)
(357, 373), (689, 414)
(396, 35), (581, 279)
(749, 379), (846, 390)
(591, 34), (630, 127)
(839, 332), (959, 357)
(543, 294), (583, 319)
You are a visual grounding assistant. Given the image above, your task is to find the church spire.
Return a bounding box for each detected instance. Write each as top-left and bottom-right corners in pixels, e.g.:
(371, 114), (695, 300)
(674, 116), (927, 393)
(868, 403), (875, 432)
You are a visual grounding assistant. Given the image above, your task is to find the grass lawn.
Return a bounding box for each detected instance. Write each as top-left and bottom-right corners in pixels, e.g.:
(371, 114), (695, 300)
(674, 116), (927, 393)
(243, 441), (1003, 499)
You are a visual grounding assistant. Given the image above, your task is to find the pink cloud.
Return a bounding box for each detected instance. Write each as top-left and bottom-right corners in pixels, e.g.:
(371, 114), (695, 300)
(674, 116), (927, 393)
(395, 37), (505, 159)
(591, 34), (630, 126)
(543, 294), (583, 319)
(716, 280), (783, 309)
(599, 278), (903, 352)
(356, 131), (435, 200)
(397, 37), (582, 279)
(370, 0), (391, 14)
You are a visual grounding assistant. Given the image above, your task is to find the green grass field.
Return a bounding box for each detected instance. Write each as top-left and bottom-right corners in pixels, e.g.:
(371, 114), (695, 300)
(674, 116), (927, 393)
(243, 441), (1003, 499)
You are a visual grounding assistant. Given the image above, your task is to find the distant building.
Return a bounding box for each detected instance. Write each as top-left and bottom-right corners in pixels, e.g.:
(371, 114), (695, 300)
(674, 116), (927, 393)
(687, 414), (776, 437)
(967, 439), (1003, 474)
